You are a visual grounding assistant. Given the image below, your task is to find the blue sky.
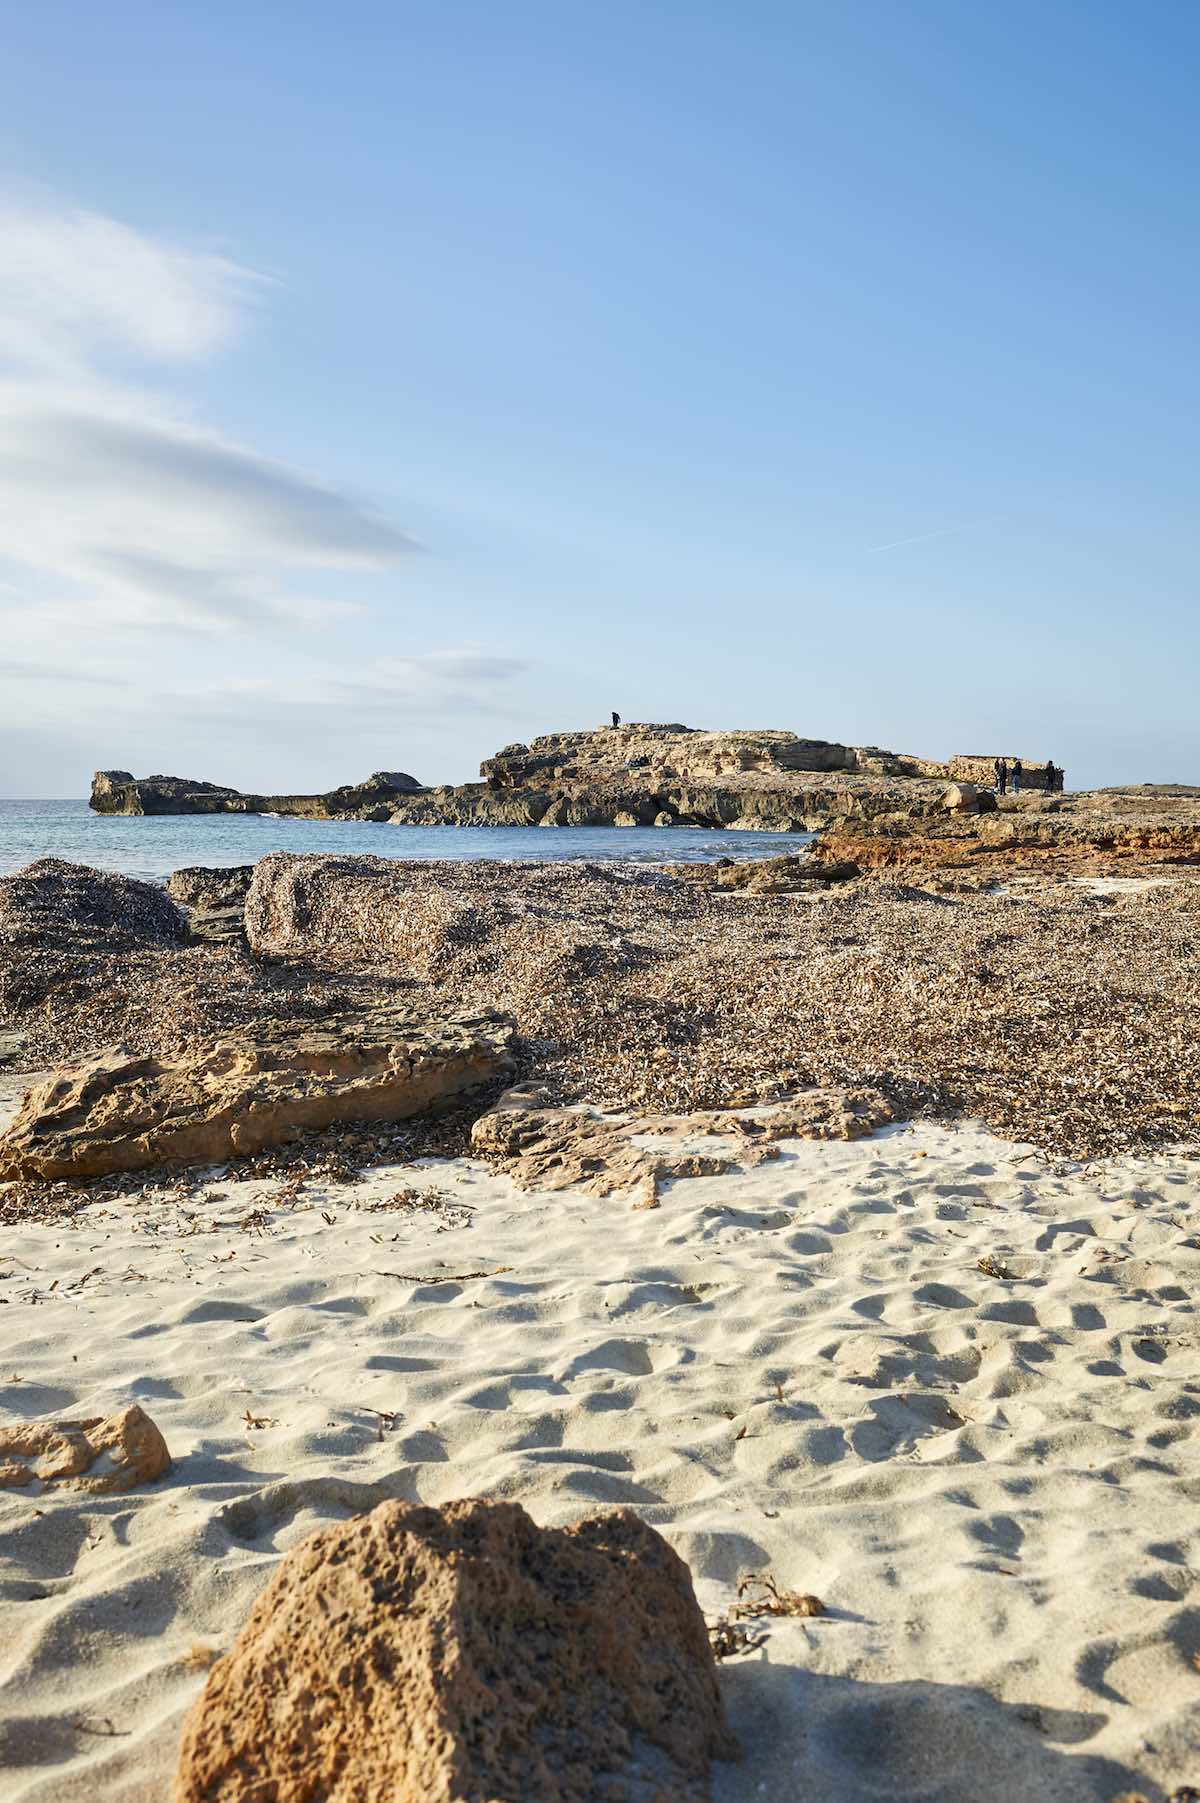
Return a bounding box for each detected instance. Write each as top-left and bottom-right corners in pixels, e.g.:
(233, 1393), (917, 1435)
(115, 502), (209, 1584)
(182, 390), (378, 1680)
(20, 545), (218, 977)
(0, 0), (1197, 794)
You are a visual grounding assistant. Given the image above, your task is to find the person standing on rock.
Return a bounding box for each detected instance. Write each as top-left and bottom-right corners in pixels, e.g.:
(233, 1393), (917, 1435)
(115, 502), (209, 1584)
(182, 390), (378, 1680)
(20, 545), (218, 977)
(1012, 759), (1023, 795)
(1044, 760), (1056, 794)
(611, 711), (621, 728)
(995, 758), (1008, 796)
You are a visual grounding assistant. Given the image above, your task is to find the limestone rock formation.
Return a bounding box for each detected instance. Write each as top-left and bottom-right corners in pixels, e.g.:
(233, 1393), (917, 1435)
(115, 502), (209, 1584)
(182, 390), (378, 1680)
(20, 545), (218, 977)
(482, 723), (861, 785)
(948, 755), (1058, 791)
(166, 866), (255, 911)
(88, 731), (1068, 832)
(670, 854), (861, 894)
(942, 782), (981, 812)
(167, 865), (254, 945)
(471, 1082), (896, 1197)
(174, 1497), (736, 1803)
(0, 1404), (170, 1495)
(89, 769), (425, 819)
(0, 1009), (515, 1181)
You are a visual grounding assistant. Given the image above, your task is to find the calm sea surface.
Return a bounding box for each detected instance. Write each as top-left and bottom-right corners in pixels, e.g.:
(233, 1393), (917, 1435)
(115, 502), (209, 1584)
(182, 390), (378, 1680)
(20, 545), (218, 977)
(0, 800), (815, 884)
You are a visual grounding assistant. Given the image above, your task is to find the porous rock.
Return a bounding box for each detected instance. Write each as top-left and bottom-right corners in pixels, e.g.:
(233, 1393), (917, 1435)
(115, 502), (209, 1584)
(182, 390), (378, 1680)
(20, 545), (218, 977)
(174, 1497), (737, 1803)
(472, 1082), (895, 1197)
(0, 1008), (515, 1181)
(0, 1404), (170, 1494)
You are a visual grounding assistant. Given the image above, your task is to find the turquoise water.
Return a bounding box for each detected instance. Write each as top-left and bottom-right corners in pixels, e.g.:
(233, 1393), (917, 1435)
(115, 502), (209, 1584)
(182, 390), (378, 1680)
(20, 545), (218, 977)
(0, 800), (815, 884)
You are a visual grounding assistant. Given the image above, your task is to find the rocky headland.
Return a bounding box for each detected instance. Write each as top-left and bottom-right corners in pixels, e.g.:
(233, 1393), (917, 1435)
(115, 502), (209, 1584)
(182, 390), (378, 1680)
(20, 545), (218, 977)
(91, 722), (1060, 833)
(90, 768), (425, 820)
(96, 721), (1200, 873)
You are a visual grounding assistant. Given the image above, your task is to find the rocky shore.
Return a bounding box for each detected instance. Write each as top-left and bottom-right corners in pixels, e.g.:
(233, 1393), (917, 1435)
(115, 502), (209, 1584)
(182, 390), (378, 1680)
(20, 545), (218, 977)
(5, 846), (1200, 1202)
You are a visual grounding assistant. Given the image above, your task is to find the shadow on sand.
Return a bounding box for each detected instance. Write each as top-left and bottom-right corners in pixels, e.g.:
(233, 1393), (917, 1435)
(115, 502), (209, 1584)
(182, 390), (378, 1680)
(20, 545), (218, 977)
(715, 1660), (1157, 1802)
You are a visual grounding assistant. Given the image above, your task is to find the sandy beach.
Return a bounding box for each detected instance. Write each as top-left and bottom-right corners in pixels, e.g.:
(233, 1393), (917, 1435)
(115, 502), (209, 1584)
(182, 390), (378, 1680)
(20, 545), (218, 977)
(3, 1111), (1199, 1799)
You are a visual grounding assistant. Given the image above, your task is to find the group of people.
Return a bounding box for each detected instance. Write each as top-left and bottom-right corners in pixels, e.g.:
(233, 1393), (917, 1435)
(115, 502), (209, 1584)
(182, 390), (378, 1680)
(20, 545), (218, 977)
(993, 757), (1063, 795)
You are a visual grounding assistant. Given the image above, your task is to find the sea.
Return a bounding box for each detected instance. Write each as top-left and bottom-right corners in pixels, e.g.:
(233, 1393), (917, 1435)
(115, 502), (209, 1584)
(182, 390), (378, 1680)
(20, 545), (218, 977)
(0, 799), (815, 885)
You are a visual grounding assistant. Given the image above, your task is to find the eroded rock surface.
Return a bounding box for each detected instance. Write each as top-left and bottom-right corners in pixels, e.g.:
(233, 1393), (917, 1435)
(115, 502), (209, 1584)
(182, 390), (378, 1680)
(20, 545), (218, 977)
(0, 1404), (170, 1495)
(90, 769), (425, 819)
(472, 1083), (896, 1198)
(0, 1009), (515, 1181)
(174, 1497), (736, 1803)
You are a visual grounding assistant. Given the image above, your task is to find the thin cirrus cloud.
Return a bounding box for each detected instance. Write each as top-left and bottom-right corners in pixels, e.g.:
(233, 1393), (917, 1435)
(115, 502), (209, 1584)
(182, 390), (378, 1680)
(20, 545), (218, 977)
(0, 200), (417, 633)
(168, 655), (530, 721)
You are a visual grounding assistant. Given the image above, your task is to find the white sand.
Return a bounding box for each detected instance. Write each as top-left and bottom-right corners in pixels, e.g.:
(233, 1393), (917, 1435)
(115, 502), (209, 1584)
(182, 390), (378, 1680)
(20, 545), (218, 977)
(2, 1121), (1199, 1801)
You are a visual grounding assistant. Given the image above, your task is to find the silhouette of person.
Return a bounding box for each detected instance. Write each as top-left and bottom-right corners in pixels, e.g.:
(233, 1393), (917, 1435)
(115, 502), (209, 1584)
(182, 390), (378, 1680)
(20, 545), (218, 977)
(611, 711), (621, 727)
(1012, 759), (1023, 795)
(995, 759), (1009, 796)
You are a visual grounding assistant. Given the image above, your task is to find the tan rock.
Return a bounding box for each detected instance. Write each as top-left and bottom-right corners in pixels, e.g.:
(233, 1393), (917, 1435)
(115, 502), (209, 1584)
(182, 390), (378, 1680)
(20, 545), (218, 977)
(0, 1404), (170, 1494)
(174, 1497), (736, 1803)
(472, 1083), (895, 1197)
(942, 782), (981, 812)
(0, 1009), (515, 1181)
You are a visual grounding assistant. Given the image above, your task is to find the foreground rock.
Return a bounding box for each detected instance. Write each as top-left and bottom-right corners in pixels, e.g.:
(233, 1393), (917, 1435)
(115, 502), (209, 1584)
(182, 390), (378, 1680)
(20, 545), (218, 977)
(0, 1404), (170, 1495)
(0, 1009), (515, 1181)
(472, 1083), (896, 1198)
(175, 1497), (735, 1803)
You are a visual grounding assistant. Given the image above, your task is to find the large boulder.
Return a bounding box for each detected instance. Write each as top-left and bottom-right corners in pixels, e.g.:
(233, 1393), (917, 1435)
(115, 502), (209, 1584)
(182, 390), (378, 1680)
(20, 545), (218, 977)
(0, 1008), (515, 1181)
(174, 1497), (736, 1803)
(167, 865), (255, 912)
(0, 1404), (170, 1495)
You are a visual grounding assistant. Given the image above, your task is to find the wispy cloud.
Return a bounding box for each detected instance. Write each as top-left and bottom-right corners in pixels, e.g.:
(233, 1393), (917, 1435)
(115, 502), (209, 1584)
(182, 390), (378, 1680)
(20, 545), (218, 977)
(162, 653), (529, 723)
(0, 203), (262, 372)
(0, 200), (416, 632)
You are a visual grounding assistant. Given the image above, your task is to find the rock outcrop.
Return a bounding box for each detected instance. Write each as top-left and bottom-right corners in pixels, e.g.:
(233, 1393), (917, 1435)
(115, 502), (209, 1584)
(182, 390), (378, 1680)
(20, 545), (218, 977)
(167, 865), (254, 945)
(820, 786), (1200, 873)
(0, 1009), (515, 1181)
(0, 1404), (170, 1495)
(166, 866), (255, 911)
(669, 854), (861, 894)
(480, 724), (943, 786)
(90, 769), (425, 820)
(471, 1083), (896, 1199)
(174, 1497), (736, 1803)
(948, 755), (1056, 791)
(90, 730), (1069, 830)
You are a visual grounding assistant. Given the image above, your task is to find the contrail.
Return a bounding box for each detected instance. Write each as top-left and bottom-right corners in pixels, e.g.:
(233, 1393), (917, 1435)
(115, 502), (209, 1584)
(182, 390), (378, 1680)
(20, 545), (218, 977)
(866, 522), (979, 553)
